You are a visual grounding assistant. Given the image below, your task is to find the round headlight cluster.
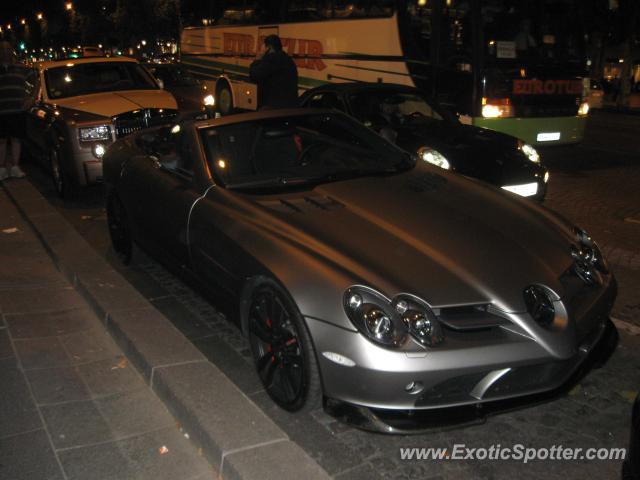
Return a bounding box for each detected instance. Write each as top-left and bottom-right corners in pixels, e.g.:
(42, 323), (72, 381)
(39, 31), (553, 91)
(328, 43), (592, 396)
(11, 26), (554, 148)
(574, 227), (609, 275)
(344, 287), (444, 349)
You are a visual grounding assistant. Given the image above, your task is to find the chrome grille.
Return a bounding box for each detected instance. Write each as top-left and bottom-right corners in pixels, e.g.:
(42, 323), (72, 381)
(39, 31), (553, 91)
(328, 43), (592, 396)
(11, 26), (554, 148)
(113, 108), (178, 139)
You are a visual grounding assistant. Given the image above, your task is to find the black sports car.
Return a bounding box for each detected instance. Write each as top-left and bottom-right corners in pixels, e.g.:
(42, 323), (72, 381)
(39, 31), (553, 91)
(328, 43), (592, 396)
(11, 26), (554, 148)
(300, 83), (549, 200)
(144, 63), (214, 120)
(103, 109), (616, 432)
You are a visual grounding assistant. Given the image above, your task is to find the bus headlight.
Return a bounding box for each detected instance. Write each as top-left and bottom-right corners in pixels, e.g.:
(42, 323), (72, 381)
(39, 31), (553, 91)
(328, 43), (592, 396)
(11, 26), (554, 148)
(203, 94), (215, 106)
(577, 101), (589, 116)
(481, 98), (514, 118)
(417, 147), (450, 170)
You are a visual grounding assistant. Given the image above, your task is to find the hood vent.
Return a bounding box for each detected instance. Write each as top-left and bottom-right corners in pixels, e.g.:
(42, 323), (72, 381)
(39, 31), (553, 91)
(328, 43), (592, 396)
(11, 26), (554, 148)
(260, 196), (344, 214)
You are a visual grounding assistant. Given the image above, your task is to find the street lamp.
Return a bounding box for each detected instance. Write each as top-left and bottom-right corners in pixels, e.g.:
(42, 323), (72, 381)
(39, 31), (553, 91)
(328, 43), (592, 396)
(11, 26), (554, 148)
(36, 13), (44, 21)
(20, 19), (26, 25)
(6, 24), (12, 30)
(65, 2), (73, 11)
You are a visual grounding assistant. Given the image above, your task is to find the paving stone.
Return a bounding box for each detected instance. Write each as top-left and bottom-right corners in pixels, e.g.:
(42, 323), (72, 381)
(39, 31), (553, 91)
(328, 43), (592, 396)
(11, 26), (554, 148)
(58, 427), (212, 480)
(77, 356), (142, 398)
(26, 365), (90, 405)
(151, 296), (216, 340)
(0, 286), (85, 315)
(152, 361), (287, 470)
(13, 337), (72, 370)
(106, 307), (205, 381)
(192, 335), (263, 395)
(222, 440), (330, 480)
(0, 358), (41, 438)
(5, 307), (96, 339)
(0, 429), (64, 480)
(42, 389), (174, 449)
(59, 328), (120, 364)
(75, 269), (150, 320)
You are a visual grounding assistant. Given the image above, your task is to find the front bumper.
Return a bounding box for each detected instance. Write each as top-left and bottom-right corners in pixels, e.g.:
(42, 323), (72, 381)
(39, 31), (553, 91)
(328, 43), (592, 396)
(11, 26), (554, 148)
(306, 278), (616, 417)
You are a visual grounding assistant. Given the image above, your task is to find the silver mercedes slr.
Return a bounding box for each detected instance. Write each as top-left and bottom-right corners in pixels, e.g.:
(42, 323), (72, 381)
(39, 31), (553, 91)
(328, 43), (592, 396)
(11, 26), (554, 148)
(103, 109), (617, 431)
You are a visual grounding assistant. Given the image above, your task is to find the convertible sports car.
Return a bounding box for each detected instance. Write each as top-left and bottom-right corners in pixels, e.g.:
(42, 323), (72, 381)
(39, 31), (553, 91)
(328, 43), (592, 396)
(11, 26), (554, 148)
(300, 83), (549, 200)
(104, 109), (616, 431)
(25, 57), (178, 199)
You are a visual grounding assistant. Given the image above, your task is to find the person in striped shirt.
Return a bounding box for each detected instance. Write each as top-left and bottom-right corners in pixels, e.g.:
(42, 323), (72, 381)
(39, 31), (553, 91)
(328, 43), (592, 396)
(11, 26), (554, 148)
(0, 41), (29, 180)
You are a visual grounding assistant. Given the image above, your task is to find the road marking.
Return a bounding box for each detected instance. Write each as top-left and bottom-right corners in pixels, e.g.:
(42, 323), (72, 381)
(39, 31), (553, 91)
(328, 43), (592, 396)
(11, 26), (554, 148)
(624, 217), (640, 225)
(612, 317), (640, 336)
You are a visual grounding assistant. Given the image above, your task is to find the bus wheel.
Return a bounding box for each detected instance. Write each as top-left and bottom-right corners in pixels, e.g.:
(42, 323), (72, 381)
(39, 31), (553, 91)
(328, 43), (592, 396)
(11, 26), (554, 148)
(217, 82), (234, 116)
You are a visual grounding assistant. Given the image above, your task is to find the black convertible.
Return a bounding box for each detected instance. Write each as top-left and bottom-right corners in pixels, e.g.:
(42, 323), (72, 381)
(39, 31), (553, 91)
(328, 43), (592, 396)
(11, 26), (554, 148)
(300, 83), (549, 200)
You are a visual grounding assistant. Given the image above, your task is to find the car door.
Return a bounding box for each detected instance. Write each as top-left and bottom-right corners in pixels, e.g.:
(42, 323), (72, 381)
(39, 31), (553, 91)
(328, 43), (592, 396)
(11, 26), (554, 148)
(187, 121), (262, 295)
(24, 72), (52, 159)
(121, 126), (211, 268)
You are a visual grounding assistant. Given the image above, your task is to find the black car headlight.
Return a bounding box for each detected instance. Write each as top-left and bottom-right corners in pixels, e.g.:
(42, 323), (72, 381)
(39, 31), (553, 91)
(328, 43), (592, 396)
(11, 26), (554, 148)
(517, 140), (541, 164)
(417, 146), (451, 170)
(79, 125), (111, 142)
(344, 286), (444, 349)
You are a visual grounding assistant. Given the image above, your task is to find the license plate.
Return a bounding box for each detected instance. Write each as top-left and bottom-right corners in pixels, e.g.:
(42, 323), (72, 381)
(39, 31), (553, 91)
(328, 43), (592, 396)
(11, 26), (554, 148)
(537, 132), (561, 142)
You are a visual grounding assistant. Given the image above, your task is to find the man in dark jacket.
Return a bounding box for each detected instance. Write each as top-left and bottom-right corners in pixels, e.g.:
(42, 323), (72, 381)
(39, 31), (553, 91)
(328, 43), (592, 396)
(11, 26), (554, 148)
(0, 40), (30, 180)
(249, 35), (298, 109)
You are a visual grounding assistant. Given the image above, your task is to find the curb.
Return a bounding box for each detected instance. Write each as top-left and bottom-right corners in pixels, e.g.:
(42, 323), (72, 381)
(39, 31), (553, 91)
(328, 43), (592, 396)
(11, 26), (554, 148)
(2, 179), (330, 480)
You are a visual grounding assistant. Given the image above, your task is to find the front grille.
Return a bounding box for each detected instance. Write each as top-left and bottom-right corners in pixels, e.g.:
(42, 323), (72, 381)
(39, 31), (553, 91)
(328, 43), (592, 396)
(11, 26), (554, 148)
(113, 108), (178, 139)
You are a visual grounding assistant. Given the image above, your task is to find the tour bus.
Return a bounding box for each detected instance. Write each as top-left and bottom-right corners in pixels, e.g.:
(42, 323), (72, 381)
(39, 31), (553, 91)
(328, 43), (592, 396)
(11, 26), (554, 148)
(180, 0), (590, 145)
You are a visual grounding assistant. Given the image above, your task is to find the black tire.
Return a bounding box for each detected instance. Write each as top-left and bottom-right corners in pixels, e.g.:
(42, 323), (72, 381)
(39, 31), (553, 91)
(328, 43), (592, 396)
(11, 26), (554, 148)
(216, 81), (234, 116)
(106, 191), (134, 265)
(49, 148), (75, 200)
(247, 279), (322, 412)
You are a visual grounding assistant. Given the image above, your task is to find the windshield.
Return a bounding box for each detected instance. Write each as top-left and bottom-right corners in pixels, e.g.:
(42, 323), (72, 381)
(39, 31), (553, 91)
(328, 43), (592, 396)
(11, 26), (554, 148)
(45, 62), (158, 99)
(482, 0), (585, 67)
(348, 91), (446, 129)
(201, 113), (412, 191)
(147, 65), (201, 87)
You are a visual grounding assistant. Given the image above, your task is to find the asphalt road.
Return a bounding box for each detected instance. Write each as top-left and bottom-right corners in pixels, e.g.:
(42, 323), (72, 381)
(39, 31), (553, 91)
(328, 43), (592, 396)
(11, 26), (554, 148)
(19, 112), (640, 480)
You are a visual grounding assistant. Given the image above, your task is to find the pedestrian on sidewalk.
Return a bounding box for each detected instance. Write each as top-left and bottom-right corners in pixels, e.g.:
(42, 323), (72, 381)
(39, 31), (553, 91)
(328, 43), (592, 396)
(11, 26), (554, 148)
(0, 40), (30, 180)
(249, 35), (298, 110)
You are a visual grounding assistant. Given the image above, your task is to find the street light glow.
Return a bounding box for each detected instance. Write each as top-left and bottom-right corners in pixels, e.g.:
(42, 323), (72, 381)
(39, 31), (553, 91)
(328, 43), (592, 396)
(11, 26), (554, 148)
(65, 2), (73, 10)
(36, 12), (44, 20)
(21, 19), (26, 25)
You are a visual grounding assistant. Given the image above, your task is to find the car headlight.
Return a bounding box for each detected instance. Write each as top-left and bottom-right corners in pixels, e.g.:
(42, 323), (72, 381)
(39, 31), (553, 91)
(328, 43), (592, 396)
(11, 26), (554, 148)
(517, 140), (540, 164)
(577, 101), (589, 116)
(203, 94), (215, 106)
(92, 144), (106, 159)
(344, 286), (444, 349)
(574, 227), (609, 274)
(79, 125), (111, 142)
(501, 182), (539, 197)
(417, 146), (450, 170)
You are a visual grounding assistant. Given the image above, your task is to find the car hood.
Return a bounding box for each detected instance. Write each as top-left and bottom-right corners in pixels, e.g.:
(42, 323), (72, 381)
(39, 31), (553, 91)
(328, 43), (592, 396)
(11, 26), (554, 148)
(254, 163), (574, 313)
(51, 89), (177, 118)
(394, 122), (543, 184)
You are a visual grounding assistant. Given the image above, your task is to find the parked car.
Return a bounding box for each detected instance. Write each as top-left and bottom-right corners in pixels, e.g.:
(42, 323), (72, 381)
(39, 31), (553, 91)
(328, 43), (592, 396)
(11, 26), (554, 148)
(25, 57), (178, 199)
(300, 83), (549, 200)
(144, 63), (214, 120)
(104, 109), (616, 430)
